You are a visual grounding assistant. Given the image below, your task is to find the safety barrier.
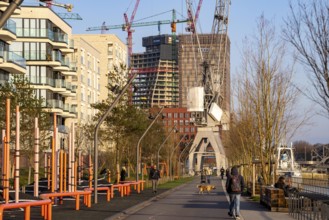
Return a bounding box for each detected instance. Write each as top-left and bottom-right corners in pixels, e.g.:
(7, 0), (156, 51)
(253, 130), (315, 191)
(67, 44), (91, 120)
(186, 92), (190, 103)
(0, 199), (52, 220)
(40, 191), (91, 210)
(288, 177), (329, 219)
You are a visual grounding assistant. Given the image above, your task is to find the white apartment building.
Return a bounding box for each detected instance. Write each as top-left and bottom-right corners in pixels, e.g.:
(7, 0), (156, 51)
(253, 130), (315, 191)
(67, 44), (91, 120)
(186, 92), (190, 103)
(72, 34), (128, 102)
(67, 36), (101, 125)
(9, 6), (77, 134)
(0, 1), (26, 84)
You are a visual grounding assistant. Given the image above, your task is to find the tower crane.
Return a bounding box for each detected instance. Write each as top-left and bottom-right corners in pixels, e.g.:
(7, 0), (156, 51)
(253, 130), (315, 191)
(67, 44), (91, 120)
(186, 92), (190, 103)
(39, 0), (73, 12)
(39, 0), (82, 20)
(86, 9), (189, 66)
(124, 0), (140, 66)
(186, 0), (203, 33)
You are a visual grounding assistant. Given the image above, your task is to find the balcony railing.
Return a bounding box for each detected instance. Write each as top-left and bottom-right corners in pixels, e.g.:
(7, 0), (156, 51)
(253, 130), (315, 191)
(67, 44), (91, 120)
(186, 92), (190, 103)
(46, 99), (63, 109)
(15, 28), (68, 44)
(3, 19), (16, 34)
(1, 51), (26, 68)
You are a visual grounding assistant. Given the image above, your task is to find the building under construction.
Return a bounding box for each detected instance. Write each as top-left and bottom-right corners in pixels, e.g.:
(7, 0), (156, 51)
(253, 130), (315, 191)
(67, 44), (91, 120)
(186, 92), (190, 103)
(131, 34), (179, 108)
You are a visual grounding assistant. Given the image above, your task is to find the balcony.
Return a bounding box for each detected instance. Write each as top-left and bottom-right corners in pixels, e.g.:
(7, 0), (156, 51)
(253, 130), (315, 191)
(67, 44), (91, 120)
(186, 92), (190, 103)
(0, 51), (26, 74)
(0, 2), (21, 15)
(43, 99), (64, 113)
(0, 19), (16, 42)
(25, 50), (61, 67)
(16, 28), (69, 49)
(60, 39), (74, 54)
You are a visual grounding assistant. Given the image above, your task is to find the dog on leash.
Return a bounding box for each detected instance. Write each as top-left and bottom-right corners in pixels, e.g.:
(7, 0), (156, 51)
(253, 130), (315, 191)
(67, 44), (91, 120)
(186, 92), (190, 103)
(197, 184), (216, 194)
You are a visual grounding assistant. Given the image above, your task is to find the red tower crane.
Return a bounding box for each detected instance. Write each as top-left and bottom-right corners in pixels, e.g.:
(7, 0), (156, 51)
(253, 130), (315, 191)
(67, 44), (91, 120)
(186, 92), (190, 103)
(123, 0), (140, 66)
(186, 0), (203, 33)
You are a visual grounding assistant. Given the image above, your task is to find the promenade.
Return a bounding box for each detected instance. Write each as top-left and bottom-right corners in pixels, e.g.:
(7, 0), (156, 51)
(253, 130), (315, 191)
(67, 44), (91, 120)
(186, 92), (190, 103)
(2, 177), (294, 220)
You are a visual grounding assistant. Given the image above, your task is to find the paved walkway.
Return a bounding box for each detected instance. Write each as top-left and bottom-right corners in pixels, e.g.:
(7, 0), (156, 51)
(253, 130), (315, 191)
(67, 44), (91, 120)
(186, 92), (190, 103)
(108, 177), (294, 220)
(2, 177), (295, 220)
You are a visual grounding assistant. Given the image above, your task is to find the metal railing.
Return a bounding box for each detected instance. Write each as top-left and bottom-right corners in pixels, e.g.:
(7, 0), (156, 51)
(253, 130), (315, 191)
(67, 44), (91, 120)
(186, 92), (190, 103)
(288, 177), (329, 220)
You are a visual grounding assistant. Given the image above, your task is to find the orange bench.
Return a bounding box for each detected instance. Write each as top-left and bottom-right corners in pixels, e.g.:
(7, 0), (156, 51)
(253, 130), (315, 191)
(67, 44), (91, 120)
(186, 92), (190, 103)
(40, 191), (91, 210)
(84, 186), (112, 202)
(0, 199), (52, 220)
(139, 180), (145, 191)
(121, 181), (141, 193)
(112, 183), (131, 197)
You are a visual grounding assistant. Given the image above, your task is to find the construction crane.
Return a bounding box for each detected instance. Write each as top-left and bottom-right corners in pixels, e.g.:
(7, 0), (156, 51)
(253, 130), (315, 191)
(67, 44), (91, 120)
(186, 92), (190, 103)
(39, 0), (73, 12)
(39, 0), (82, 20)
(124, 0), (140, 65)
(86, 10), (189, 66)
(187, 0), (231, 175)
(186, 0), (203, 33)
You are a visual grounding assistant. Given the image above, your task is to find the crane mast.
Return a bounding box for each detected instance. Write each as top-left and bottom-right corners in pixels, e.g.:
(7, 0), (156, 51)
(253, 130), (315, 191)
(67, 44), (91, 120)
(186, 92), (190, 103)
(187, 0), (231, 176)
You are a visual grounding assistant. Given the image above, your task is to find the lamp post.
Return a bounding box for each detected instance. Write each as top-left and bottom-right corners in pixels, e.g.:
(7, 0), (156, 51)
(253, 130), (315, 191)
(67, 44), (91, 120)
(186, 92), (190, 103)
(157, 126), (177, 169)
(93, 70), (138, 204)
(136, 107), (164, 182)
(169, 134), (187, 180)
(178, 138), (194, 176)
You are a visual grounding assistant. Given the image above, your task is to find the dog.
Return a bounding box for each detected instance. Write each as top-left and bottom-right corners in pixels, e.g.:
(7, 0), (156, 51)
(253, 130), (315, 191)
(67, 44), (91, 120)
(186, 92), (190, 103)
(197, 184), (216, 194)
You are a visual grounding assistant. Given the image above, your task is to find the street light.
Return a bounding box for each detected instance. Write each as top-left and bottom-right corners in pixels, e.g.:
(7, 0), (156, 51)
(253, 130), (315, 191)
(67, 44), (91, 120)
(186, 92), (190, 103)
(136, 107), (164, 182)
(157, 126), (178, 169)
(93, 70), (138, 204)
(169, 134), (187, 180)
(178, 138), (194, 176)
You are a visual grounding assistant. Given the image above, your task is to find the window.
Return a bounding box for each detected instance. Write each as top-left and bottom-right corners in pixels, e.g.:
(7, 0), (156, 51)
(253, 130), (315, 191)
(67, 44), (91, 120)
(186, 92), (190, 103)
(185, 127), (189, 132)
(191, 127), (195, 132)
(180, 113), (184, 118)
(179, 120), (183, 125)
(167, 113), (172, 118)
(174, 113), (178, 118)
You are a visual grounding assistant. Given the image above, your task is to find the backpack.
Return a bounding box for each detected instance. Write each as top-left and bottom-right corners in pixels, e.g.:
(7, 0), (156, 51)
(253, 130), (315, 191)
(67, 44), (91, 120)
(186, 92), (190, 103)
(230, 175), (241, 192)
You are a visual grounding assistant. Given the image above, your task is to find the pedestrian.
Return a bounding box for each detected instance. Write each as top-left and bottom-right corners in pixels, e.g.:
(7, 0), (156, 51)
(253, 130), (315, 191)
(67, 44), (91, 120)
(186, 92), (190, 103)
(120, 166), (127, 182)
(226, 167), (231, 179)
(220, 167), (225, 180)
(206, 167), (211, 184)
(226, 166), (245, 219)
(149, 164), (160, 193)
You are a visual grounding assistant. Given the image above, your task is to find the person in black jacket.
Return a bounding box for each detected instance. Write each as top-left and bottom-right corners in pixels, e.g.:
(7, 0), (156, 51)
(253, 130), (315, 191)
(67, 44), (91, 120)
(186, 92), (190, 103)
(149, 165), (160, 193)
(120, 167), (126, 182)
(226, 166), (245, 219)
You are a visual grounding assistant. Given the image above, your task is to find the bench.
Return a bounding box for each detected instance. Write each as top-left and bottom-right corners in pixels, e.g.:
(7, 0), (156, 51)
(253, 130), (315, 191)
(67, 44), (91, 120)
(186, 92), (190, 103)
(120, 181), (141, 194)
(84, 186), (112, 202)
(40, 191), (91, 210)
(0, 199), (52, 220)
(112, 183), (132, 197)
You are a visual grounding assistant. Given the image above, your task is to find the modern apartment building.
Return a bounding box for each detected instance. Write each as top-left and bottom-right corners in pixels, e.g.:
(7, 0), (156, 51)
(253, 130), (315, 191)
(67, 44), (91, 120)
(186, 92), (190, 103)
(71, 34), (127, 103)
(9, 6), (77, 134)
(131, 34), (179, 108)
(66, 36), (101, 125)
(0, 1), (26, 84)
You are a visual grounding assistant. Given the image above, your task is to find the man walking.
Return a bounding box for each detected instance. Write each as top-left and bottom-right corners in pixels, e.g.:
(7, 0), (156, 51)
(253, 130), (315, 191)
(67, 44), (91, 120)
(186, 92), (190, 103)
(149, 165), (160, 193)
(226, 166), (245, 219)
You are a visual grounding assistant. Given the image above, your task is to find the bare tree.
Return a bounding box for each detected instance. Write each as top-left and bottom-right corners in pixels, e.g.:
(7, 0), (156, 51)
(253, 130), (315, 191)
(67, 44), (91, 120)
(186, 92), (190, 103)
(283, 0), (329, 118)
(229, 15), (308, 185)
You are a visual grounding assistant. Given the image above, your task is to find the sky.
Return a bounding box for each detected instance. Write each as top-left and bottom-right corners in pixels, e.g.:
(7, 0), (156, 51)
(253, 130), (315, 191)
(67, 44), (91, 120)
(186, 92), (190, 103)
(35, 0), (328, 145)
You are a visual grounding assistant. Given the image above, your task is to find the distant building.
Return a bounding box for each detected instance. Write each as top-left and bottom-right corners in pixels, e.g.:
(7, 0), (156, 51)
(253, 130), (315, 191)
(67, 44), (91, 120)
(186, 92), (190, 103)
(72, 34), (127, 103)
(131, 34), (179, 108)
(178, 34), (230, 127)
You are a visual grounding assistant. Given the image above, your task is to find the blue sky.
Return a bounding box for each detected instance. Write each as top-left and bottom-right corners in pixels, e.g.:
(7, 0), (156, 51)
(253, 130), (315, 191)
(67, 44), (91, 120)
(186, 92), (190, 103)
(47, 0), (328, 144)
